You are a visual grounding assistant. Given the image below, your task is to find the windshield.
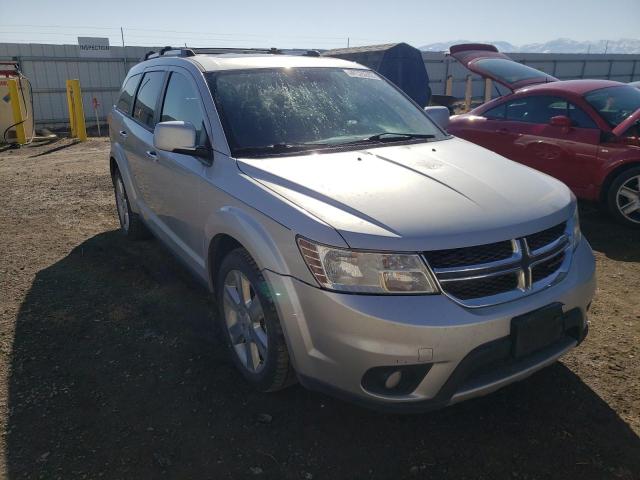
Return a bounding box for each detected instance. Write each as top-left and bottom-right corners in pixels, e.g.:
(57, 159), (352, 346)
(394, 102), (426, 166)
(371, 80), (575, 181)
(473, 58), (555, 86)
(206, 67), (444, 156)
(584, 85), (640, 127)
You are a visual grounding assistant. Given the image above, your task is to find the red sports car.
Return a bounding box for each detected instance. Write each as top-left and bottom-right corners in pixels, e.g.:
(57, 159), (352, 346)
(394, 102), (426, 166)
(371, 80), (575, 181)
(446, 44), (640, 227)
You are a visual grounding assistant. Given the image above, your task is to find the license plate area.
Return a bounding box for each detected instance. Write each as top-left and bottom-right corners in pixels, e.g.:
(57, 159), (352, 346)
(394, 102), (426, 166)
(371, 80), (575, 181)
(511, 303), (565, 358)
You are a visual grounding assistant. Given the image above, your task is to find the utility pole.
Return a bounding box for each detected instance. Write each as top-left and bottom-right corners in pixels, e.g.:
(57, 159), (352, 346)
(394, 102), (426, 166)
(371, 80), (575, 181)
(604, 40), (609, 54)
(347, 37), (350, 48)
(120, 27), (127, 75)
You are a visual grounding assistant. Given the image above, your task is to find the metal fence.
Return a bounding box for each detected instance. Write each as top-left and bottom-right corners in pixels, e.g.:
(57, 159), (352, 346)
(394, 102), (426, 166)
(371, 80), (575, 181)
(2, 42), (640, 129)
(0, 43), (154, 130)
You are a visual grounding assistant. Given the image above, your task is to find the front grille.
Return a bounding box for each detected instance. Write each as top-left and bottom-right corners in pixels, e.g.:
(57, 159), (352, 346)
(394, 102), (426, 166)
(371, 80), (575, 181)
(444, 273), (519, 300)
(425, 222), (570, 307)
(532, 252), (566, 283)
(423, 240), (513, 268)
(526, 222), (566, 252)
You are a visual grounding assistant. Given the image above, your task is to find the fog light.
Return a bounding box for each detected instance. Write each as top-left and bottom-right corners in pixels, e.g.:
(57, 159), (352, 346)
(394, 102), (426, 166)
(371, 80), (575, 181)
(384, 370), (403, 389)
(361, 364), (432, 396)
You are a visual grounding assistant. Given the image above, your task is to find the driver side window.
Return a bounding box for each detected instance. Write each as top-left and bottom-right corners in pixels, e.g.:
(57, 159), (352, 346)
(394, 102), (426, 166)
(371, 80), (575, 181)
(160, 72), (208, 147)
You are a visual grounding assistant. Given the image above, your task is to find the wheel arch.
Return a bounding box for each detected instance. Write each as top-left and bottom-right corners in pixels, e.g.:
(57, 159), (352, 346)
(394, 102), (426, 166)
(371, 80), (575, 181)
(204, 206), (293, 293)
(109, 156), (118, 178)
(207, 233), (244, 291)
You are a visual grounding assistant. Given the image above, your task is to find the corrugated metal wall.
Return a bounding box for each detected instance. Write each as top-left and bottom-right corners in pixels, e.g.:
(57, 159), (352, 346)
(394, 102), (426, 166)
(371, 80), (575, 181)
(0, 43), (155, 130)
(1, 42), (640, 129)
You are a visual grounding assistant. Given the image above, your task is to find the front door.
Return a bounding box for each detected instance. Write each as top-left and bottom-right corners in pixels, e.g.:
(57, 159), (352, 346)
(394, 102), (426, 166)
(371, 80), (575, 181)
(145, 68), (212, 271)
(478, 95), (600, 194)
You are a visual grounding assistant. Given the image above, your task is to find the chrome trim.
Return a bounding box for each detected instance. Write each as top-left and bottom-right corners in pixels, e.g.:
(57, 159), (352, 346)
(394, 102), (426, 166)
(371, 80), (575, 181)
(438, 266), (521, 284)
(529, 234), (569, 257)
(424, 221), (574, 308)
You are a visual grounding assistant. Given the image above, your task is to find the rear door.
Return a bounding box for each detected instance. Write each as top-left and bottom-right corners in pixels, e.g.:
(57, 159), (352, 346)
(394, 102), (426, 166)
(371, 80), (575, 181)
(111, 73), (142, 193)
(449, 44), (557, 91)
(124, 69), (167, 214)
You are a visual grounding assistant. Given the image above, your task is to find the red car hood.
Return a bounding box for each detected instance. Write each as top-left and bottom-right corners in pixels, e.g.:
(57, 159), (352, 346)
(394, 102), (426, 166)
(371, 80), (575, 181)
(613, 108), (640, 136)
(449, 43), (558, 91)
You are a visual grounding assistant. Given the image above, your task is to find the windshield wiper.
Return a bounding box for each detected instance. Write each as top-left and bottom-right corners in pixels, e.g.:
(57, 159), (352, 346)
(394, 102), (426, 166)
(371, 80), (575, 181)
(234, 142), (330, 156)
(366, 132), (436, 141)
(336, 132), (436, 146)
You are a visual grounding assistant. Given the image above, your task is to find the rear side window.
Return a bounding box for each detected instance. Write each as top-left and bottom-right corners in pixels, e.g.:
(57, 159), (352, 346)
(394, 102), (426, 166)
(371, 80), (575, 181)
(116, 74), (141, 114)
(161, 72), (208, 146)
(132, 71), (165, 129)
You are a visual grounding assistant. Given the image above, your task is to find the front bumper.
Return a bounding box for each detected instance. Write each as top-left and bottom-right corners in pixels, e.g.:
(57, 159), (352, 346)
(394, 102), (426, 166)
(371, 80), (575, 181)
(265, 239), (596, 411)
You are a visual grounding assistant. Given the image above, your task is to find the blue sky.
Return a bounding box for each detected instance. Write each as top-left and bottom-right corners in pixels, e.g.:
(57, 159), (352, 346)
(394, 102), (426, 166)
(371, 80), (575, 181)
(2, 0), (639, 49)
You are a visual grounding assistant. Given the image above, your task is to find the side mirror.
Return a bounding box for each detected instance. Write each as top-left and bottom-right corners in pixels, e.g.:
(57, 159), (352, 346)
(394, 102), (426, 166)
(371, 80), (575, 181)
(550, 115), (572, 128)
(424, 105), (450, 129)
(153, 121), (211, 160)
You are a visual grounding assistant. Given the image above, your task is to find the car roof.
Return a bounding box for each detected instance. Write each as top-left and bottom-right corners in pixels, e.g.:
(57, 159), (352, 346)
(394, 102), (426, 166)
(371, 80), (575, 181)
(139, 53), (366, 72)
(516, 79), (625, 96)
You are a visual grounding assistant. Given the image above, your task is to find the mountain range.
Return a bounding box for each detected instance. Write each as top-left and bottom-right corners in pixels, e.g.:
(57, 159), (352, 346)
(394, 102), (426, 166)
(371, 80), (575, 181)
(419, 38), (640, 54)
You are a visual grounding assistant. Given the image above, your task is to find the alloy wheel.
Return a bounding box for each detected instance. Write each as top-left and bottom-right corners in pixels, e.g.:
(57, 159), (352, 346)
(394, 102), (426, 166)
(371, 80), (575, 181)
(616, 174), (640, 224)
(222, 269), (268, 373)
(115, 175), (130, 231)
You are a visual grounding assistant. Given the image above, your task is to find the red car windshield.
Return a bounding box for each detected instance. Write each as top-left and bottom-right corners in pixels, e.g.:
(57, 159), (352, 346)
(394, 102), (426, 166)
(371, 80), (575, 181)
(584, 86), (640, 127)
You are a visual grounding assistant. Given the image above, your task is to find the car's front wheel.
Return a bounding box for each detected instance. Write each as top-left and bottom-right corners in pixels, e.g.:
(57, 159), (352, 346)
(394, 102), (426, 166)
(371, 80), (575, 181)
(607, 167), (640, 227)
(216, 248), (295, 392)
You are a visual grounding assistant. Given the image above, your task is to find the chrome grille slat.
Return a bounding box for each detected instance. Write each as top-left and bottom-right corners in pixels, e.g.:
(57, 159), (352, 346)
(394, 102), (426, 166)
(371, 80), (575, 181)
(424, 222), (573, 308)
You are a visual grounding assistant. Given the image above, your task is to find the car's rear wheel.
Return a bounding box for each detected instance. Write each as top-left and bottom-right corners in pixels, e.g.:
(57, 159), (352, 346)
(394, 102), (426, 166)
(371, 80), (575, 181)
(607, 167), (640, 227)
(216, 248), (295, 392)
(112, 169), (151, 239)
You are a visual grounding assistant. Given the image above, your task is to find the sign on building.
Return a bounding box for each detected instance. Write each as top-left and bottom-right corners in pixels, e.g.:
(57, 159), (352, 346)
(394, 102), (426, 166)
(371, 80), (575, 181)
(77, 37), (111, 58)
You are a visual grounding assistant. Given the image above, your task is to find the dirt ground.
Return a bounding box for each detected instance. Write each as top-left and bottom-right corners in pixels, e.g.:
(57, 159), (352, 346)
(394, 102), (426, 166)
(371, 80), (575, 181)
(0, 138), (638, 479)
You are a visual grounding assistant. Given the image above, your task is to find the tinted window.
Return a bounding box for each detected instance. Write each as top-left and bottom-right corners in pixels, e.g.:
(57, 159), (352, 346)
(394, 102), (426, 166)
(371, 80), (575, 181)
(206, 67), (444, 157)
(547, 100), (598, 128)
(585, 85), (640, 127)
(484, 103), (506, 119)
(567, 104), (597, 129)
(132, 71), (165, 128)
(502, 96), (595, 126)
(116, 74), (141, 115)
(474, 58), (555, 86)
(161, 72), (207, 146)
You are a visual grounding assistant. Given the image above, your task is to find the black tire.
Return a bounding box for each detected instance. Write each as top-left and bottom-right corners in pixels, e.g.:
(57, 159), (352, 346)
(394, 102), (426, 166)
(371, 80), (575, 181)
(112, 168), (152, 239)
(606, 167), (640, 228)
(215, 247), (296, 392)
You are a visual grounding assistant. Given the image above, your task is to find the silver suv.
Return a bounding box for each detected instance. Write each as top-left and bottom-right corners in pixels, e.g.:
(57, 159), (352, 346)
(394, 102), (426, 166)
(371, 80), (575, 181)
(108, 48), (596, 411)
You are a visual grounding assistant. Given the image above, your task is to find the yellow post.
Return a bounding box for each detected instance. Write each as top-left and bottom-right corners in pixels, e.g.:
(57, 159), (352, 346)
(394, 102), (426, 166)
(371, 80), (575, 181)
(464, 75), (473, 112)
(7, 79), (27, 145)
(70, 79), (87, 141)
(66, 80), (76, 138)
(484, 78), (493, 103)
(445, 75), (453, 96)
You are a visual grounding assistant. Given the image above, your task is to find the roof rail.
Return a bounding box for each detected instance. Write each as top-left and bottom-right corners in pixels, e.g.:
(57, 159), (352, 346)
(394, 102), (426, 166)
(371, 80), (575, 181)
(190, 47), (282, 55)
(142, 46), (196, 61)
(142, 46), (284, 61)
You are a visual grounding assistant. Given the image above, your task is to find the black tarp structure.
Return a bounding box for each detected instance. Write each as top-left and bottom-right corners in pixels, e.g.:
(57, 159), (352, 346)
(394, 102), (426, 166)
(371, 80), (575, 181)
(322, 43), (431, 107)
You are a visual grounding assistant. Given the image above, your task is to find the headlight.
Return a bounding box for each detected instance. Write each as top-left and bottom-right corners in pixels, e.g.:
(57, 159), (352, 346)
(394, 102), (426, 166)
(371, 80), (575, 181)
(297, 237), (439, 294)
(570, 204), (581, 251)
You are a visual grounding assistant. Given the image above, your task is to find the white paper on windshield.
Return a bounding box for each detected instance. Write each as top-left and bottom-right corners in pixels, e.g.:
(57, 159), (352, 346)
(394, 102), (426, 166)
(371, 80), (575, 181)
(343, 69), (380, 80)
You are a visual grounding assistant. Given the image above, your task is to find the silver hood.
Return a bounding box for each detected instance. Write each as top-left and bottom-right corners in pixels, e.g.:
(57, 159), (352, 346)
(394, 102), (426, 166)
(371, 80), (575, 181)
(237, 138), (574, 251)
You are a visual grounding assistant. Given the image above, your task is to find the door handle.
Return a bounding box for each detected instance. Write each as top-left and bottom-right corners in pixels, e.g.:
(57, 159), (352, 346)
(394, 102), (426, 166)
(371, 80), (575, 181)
(145, 150), (158, 161)
(119, 130), (128, 138)
(496, 128), (509, 134)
